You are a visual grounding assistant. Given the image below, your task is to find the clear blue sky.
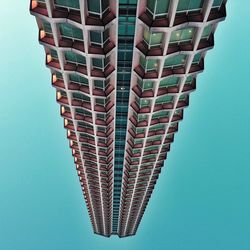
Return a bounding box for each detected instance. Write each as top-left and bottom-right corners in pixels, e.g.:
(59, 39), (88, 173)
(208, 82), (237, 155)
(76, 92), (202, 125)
(0, 1), (249, 250)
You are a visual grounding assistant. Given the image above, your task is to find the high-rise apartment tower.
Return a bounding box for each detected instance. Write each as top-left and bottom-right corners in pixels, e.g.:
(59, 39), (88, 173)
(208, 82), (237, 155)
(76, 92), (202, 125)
(30, 0), (226, 237)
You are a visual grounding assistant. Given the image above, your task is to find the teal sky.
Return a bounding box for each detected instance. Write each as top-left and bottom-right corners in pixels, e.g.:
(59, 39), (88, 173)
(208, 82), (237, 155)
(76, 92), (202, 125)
(1, 1), (250, 250)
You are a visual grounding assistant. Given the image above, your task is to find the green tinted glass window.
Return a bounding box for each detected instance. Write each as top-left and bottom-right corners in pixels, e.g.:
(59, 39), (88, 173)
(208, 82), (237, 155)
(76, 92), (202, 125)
(192, 53), (201, 64)
(146, 59), (158, 71)
(88, 0), (109, 14)
(177, 0), (204, 12)
(179, 94), (187, 101)
(152, 111), (169, 119)
(94, 80), (105, 89)
(59, 23), (83, 40)
(143, 81), (154, 90)
(160, 77), (179, 87)
(92, 58), (103, 68)
(88, 0), (100, 13)
(185, 75), (193, 84)
(170, 27), (195, 43)
(139, 98), (150, 107)
(139, 56), (146, 69)
(90, 31), (102, 43)
(55, 71), (63, 79)
(69, 74), (88, 85)
(50, 49), (58, 59)
(213, 0), (223, 7)
(65, 51), (86, 65)
(147, 0), (170, 16)
(42, 20), (52, 34)
(73, 92), (90, 101)
(164, 54), (187, 68)
(143, 29), (163, 47)
(202, 24), (212, 39)
(55, 0), (80, 9)
(156, 95), (174, 104)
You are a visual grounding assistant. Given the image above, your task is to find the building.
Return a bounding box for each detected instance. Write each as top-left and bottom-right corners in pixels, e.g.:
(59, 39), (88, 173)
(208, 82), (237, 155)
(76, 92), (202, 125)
(30, 0), (226, 237)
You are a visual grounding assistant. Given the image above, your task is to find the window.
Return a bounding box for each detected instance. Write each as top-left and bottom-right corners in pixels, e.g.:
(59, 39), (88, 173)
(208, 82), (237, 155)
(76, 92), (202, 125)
(42, 20), (52, 35)
(164, 54), (187, 69)
(87, 0), (109, 17)
(138, 79), (154, 91)
(212, 0), (223, 8)
(132, 148), (141, 154)
(50, 49), (58, 59)
(136, 127), (145, 134)
(156, 95), (174, 105)
(146, 0), (170, 19)
(59, 23), (83, 41)
(179, 94), (188, 101)
(94, 80), (105, 90)
(177, 0), (204, 13)
(143, 29), (163, 48)
(69, 74), (88, 86)
(149, 124), (165, 132)
(78, 121), (93, 129)
(201, 24), (212, 39)
(90, 29), (109, 47)
(138, 114), (147, 122)
(192, 52), (202, 65)
(75, 108), (92, 116)
(145, 146), (159, 152)
(185, 75), (194, 84)
(96, 113), (106, 121)
(55, 71), (63, 80)
(92, 57), (110, 70)
(72, 92), (90, 102)
(96, 96), (109, 106)
(170, 27), (195, 44)
(146, 135), (162, 144)
(54, 0), (80, 10)
(64, 51), (86, 65)
(160, 77), (179, 88)
(136, 97), (151, 108)
(152, 111), (169, 119)
(140, 56), (158, 72)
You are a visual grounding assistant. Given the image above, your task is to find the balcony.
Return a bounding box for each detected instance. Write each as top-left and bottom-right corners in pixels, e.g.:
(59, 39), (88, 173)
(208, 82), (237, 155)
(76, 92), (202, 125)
(86, 10), (116, 26)
(89, 41), (115, 55)
(189, 59), (204, 74)
(30, 0), (48, 17)
(174, 11), (204, 26)
(130, 101), (151, 114)
(167, 125), (178, 134)
(182, 79), (196, 93)
(132, 85), (154, 98)
(91, 64), (115, 78)
(71, 99), (91, 110)
(46, 55), (60, 70)
(197, 34), (214, 51)
(52, 79), (65, 90)
(208, 4), (226, 22)
(68, 82), (90, 94)
(134, 65), (158, 79)
(136, 41), (163, 57)
(64, 63), (87, 75)
(39, 30), (55, 46)
(153, 102), (174, 112)
(161, 66), (185, 78)
(52, 7), (81, 23)
(139, 12), (169, 27)
(167, 42), (193, 55)
(150, 117), (169, 125)
(59, 38), (84, 52)
(157, 86), (179, 96)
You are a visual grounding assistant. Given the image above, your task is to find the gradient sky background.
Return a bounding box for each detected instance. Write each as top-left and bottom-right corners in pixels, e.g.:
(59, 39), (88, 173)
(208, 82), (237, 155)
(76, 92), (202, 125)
(1, 1), (250, 250)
